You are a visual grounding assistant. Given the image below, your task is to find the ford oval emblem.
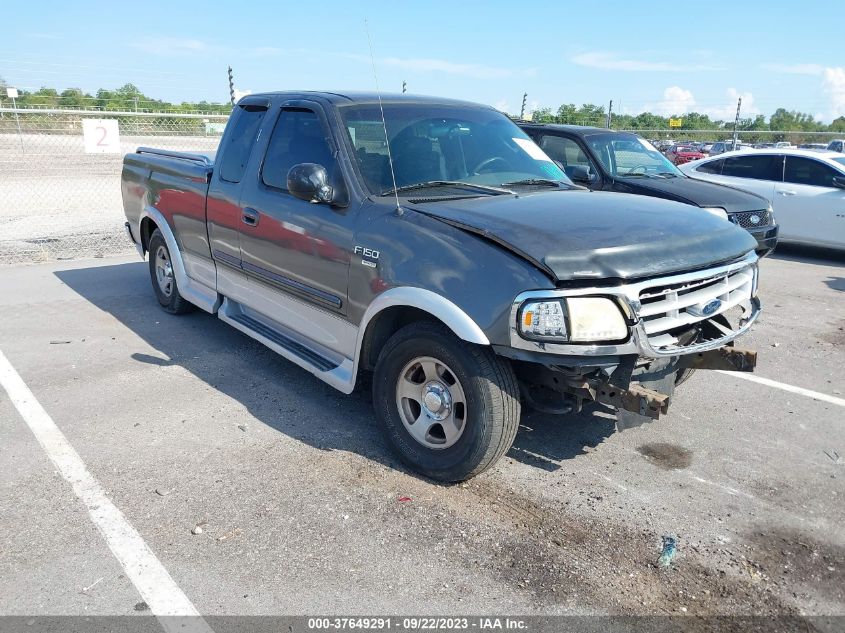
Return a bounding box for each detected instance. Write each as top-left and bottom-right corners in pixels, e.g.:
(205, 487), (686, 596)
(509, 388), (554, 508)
(702, 299), (722, 316)
(749, 214), (761, 225)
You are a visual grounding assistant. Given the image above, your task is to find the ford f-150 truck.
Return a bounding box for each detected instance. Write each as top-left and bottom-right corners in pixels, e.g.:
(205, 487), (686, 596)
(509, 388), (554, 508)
(122, 91), (760, 482)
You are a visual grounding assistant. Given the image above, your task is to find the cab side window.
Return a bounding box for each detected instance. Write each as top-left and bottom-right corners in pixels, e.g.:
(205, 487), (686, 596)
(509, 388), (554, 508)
(262, 108), (336, 191)
(219, 104), (268, 183)
(784, 157), (839, 187)
(538, 135), (594, 180)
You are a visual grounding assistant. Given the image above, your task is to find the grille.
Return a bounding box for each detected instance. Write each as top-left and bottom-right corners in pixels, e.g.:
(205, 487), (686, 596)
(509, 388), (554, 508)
(637, 265), (755, 351)
(730, 209), (772, 229)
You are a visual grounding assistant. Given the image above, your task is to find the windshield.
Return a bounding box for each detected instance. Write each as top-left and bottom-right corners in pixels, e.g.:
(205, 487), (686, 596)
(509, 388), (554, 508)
(584, 133), (683, 178)
(338, 103), (570, 194)
(833, 157), (845, 168)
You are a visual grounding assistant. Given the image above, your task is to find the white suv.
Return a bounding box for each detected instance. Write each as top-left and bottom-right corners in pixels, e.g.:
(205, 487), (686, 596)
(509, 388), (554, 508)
(680, 149), (845, 250)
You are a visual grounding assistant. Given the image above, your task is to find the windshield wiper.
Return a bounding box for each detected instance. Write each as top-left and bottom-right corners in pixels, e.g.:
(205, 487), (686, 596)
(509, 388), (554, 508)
(380, 181), (513, 197)
(499, 178), (564, 188)
(656, 172), (679, 178)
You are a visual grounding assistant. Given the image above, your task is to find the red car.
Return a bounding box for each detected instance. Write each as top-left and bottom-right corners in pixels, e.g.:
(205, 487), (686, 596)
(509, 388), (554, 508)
(668, 144), (706, 165)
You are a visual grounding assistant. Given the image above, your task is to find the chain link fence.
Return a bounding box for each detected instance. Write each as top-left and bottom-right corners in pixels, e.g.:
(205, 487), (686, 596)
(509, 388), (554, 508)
(1, 107), (842, 266)
(0, 108), (228, 265)
(626, 129), (842, 146)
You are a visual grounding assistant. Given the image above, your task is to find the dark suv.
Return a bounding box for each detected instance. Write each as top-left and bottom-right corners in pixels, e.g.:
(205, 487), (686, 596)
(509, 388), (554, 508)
(520, 124), (778, 256)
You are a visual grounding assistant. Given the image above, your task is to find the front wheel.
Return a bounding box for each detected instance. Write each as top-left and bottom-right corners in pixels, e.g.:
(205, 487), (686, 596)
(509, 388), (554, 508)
(372, 322), (520, 482)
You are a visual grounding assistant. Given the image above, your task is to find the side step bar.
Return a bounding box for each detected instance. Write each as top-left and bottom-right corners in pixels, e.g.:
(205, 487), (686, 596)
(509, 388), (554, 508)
(228, 312), (339, 371)
(217, 298), (356, 394)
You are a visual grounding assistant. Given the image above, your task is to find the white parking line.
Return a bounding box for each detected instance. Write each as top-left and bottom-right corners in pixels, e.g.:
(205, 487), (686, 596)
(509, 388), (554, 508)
(716, 370), (845, 408)
(0, 350), (213, 633)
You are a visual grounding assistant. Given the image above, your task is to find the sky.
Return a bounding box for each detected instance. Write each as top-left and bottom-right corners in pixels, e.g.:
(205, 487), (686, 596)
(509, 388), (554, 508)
(1, 0), (843, 122)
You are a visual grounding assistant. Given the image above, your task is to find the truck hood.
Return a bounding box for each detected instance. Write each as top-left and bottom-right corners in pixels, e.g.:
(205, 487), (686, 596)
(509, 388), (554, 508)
(618, 175), (769, 213)
(408, 189), (757, 282)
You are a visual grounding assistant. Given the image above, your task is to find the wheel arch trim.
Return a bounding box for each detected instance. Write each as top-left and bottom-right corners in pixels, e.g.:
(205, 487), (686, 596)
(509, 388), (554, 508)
(356, 287), (489, 351)
(139, 205), (220, 314)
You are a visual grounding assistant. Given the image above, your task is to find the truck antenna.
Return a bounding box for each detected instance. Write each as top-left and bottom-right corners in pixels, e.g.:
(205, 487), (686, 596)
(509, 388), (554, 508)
(364, 19), (402, 215)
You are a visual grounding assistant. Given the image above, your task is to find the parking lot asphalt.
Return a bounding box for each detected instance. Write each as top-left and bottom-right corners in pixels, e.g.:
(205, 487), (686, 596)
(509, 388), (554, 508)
(0, 248), (843, 618)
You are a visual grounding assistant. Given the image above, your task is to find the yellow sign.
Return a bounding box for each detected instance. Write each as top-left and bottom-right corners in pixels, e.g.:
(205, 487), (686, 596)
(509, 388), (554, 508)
(669, 118), (683, 128)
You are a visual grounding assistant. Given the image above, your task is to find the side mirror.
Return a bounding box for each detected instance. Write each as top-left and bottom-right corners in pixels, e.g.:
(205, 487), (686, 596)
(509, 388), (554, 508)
(832, 176), (845, 190)
(569, 164), (594, 184)
(287, 163), (333, 204)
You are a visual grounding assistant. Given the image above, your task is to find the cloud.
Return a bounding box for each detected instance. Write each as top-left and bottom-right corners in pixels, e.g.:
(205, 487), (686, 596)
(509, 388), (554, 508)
(822, 67), (845, 119)
(346, 53), (534, 80)
(762, 63), (824, 75)
(26, 32), (62, 41)
(250, 47), (282, 57)
(644, 87), (758, 120)
(571, 52), (720, 72)
(132, 37), (209, 56)
(494, 100), (510, 114)
(645, 86), (697, 115)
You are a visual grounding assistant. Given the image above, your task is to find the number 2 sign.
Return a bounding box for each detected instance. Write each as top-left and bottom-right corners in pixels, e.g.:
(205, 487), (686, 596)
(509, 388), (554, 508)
(82, 119), (121, 154)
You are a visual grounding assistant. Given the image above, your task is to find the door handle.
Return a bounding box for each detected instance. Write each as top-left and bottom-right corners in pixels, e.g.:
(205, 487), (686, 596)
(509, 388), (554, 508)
(777, 189), (797, 196)
(242, 208), (259, 226)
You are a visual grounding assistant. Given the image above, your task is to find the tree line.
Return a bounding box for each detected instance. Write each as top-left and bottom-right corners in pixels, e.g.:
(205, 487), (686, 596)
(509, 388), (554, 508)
(0, 81), (231, 114)
(3, 80), (844, 135)
(531, 103), (845, 135)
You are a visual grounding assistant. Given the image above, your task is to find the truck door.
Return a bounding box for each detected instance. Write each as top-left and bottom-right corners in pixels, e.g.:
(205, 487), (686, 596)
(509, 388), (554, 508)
(207, 97), (269, 268)
(236, 101), (353, 317)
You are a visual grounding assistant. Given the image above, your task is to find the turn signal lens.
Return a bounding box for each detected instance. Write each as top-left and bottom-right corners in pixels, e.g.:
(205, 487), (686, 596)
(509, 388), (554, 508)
(519, 300), (567, 340)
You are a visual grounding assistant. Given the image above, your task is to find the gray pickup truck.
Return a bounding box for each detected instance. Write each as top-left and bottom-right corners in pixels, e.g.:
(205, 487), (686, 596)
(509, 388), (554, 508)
(122, 91), (760, 482)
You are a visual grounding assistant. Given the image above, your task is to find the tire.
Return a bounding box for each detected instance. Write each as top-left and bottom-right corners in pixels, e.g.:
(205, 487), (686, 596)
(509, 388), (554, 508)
(148, 229), (193, 315)
(372, 321), (520, 482)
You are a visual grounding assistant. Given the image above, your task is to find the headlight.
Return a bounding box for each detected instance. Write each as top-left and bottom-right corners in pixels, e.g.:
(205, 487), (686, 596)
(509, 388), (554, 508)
(701, 206), (729, 221)
(519, 297), (628, 343)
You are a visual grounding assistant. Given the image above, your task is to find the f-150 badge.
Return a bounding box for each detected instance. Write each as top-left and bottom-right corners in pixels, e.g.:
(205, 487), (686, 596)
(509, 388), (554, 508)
(355, 246), (379, 268)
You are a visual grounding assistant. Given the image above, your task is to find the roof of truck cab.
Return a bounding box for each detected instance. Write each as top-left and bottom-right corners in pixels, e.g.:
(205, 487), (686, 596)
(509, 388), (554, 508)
(242, 91), (492, 108)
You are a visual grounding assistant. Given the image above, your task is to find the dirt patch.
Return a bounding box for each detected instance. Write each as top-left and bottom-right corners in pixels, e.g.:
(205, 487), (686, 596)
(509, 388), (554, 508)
(745, 527), (845, 608)
(637, 443), (693, 470)
(333, 458), (805, 617)
(819, 319), (845, 346)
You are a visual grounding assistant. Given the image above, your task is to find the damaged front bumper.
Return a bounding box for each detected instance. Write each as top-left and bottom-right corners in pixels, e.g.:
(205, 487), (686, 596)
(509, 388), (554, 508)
(506, 254), (762, 420)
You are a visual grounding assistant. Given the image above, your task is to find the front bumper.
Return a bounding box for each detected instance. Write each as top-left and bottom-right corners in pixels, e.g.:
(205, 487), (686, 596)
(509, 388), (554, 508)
(748, 224), (779, 257)
(508, 253), (760, 360)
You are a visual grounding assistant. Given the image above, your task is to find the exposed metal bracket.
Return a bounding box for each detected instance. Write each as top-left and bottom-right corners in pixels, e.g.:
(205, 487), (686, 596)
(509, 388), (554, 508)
(677, 346), (757, 372)
(608, 355), (637, 389)
(596, 382), (670, 420)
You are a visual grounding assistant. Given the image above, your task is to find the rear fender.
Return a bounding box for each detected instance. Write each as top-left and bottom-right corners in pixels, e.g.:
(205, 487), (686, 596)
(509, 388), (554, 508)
(140, 205), (220, 314)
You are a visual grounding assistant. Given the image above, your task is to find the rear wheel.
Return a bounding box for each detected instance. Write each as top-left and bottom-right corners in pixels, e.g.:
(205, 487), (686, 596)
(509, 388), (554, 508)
(372, 321), (520, 482)
(148, 229), (193, 314)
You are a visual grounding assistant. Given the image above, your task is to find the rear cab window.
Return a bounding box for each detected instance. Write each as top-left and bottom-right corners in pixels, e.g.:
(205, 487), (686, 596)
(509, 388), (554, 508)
(218, 104), (268, 183)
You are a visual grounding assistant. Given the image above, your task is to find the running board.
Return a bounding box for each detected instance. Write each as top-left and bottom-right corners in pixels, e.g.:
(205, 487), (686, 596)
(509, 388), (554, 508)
(228, 312), (338, 371)
(217, 298), (356, 394)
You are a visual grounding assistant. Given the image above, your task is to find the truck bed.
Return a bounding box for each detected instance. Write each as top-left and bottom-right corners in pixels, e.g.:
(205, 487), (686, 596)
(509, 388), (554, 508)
(121, 146), (215, 259)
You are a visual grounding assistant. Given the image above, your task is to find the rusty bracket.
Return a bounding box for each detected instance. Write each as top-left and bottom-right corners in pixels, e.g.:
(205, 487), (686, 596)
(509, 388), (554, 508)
(677, 346), (757, 372)
(596, 382), (670, 420)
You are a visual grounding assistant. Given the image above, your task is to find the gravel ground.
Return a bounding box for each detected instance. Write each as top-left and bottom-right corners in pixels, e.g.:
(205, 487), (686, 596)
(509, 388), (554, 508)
(0, 133), (219, 265)
(0, 247), (843, 623)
